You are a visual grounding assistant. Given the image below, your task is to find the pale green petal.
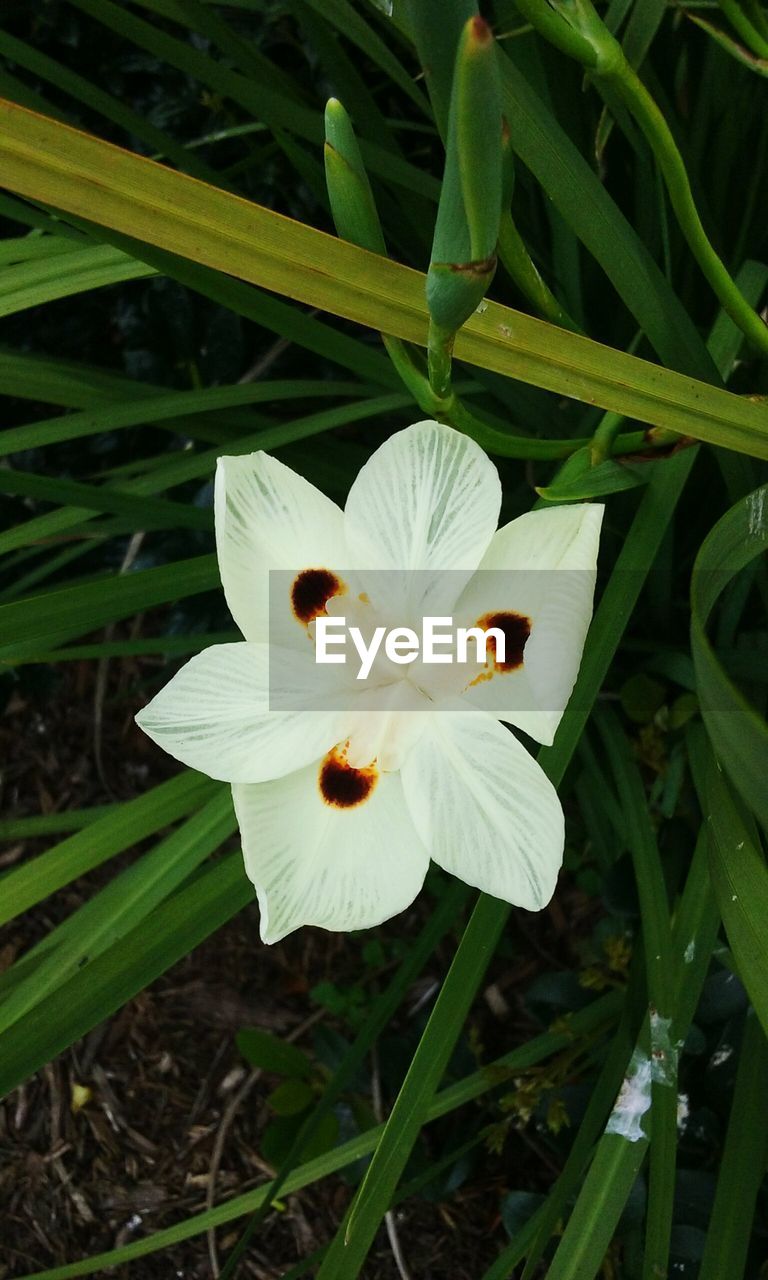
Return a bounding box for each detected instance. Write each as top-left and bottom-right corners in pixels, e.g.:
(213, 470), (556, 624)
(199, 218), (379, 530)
(456, 504), (604, 744)
(234, 766), (430, 943)
(215, 451), (348, 643)
(135, 643), (346, 783)
(400, 708), (564, 911)
(477, 503), (604, 574)
(344, 421), (501, 621)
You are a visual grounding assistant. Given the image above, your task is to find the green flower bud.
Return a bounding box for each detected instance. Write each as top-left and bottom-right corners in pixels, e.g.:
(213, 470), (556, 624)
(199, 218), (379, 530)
(323, 98), (386, 255)
(427, 17), (503, 335)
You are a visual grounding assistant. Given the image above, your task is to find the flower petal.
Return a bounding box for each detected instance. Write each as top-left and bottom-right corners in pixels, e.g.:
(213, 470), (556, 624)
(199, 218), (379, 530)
(215, 451), (348, 642)
(455, 504), (603, 744)
(477, 503), (604, 575)
(234, 767), (430, 943)
(135, 643), (347, 783)
(344, 421), (501, 619)
(400, 708), (564, 911)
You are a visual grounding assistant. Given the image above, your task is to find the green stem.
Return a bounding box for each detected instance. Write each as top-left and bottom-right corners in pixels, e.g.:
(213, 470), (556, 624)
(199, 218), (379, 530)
(589, 409), (626, 464)
(616, 71), (768, 353)
(529, 0), (768, 358)
(381, 329), (662, 459)
(426, 318), (455, 398)
(497, 212), (583, 333)
(381, 334), (431, 403)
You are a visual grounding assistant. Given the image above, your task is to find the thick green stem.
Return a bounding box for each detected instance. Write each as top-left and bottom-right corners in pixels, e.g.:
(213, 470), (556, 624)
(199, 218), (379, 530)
(426, 319), (455, 398)
(590, 409), (626, 464)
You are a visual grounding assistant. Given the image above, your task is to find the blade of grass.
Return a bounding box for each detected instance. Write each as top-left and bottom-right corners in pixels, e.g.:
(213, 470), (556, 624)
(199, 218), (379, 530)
(133, 0), (309, 103)
(0, 233), (78, 265)
(514, 821), (720, 1280)
(588, 708), (677, 1280)
(315, 893), (508, 1277)
(0, 770), (217, 927)
(0, 848), (252, 1099)
(1, 196), (400, 389)
(67, 0), (438, 201)
(214, 878), (470, 1277)
(538, 870), (716, 1280)
(9, 632), (238, 665)
(0, 806), (117, 841)
(690, 482), (768, 831)
(698, 1011), (768, 1280)
(693, 732), (768, 1037)
(0, 377), (372, 457)
(0, 789), (235, 1035)
(0, 555), (219, 657)
(0, 470), (211, 553)
(0, 242), (154, 316)
(0, 395), (411, 664)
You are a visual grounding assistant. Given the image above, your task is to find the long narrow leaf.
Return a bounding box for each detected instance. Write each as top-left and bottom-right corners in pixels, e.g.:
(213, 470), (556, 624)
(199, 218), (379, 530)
(1, 103), (767, 455)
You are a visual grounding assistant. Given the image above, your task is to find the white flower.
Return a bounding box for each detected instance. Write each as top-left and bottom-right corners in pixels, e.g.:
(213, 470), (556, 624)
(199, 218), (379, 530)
(136, 421), (603, 943)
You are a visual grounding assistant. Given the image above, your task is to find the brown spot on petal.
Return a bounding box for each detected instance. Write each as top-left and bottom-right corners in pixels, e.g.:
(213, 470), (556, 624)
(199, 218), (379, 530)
(291, 568), (345, 625)
(477, 611), (531, 672)
(319, 744), (378, 809)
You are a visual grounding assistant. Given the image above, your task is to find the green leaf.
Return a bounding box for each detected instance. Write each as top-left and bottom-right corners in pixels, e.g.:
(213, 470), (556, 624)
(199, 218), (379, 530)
(68, 0), (436, 201)
(0, 26), (225, 184)
(321, 894), (509, 1276)
(0, 850), (252, 1099)
(0, 242), (154, 317)
(236, 1029), (313, 1080)
(0, 805), (116, 840)
(0, 790), (236, 1036)
(537, 456), (653, 502)
(498, 52), (718, 380)
(0, 377), (372, 457)
(0, 555), (219, 654)
(217, 879), (469, 1277)
(694, 733), (768, 1038)
(0, 771), (216, 927)
(698, 1012), (768, 1280)
(2, 101), (767, 454)
(401, 0), (478, 138)
(690, 483), (768, 830)
(268, 1079), (316, 1116)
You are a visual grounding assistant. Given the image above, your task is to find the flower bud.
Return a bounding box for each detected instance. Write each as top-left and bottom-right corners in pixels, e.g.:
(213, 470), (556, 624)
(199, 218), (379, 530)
(323, 98), (386, 255)
(427, 16), (503, 334)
